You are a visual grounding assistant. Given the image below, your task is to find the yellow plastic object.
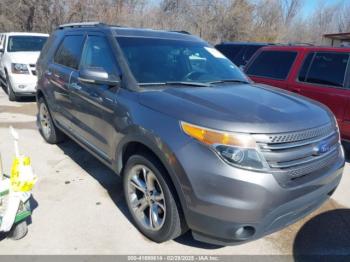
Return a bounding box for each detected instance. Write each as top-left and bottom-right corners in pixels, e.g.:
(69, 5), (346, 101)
(10, 156), (36, 192)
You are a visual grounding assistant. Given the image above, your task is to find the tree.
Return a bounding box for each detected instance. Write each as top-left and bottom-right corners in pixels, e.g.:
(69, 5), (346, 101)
(0, 0), (347, 45)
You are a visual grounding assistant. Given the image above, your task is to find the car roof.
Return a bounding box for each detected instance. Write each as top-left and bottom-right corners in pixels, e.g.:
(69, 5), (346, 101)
(259, 45), (350, 52)
(1, 32), (49, 37)
(112, 27), (204, 42)
(57, 22), (205, 43)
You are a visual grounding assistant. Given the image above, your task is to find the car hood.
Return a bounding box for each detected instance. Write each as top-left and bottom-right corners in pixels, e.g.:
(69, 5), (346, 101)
(7, 51), (40, 64)
(138, 83), (333, 134)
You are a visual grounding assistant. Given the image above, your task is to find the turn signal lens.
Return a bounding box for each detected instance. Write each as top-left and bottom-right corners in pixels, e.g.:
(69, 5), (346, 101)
(180, 121), (256, 148)
(180, 121), (268, 171)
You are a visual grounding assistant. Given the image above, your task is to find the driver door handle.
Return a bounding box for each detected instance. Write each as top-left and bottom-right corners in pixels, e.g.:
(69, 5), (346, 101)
(90, 92), (103, 103)
(70, 82), (82, 91)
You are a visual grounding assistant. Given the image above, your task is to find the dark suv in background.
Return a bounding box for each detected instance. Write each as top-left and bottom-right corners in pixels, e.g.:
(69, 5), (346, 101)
(215, 42), (272, 67)
(36, 22), (344, 245)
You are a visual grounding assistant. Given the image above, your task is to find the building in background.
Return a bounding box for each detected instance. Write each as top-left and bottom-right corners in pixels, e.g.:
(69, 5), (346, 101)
(323, 33), (350, 47)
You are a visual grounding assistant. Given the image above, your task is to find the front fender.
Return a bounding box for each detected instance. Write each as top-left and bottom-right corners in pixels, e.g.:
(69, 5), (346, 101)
(114, 124), (192, 215)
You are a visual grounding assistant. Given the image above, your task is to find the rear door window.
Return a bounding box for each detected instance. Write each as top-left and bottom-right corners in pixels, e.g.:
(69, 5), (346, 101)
(54, 35), (85, 69)
(246, 51), (297, 80)
(235, 45), (262, 66)
(299, 52), (349, 88)
(298, 52), (314, 82)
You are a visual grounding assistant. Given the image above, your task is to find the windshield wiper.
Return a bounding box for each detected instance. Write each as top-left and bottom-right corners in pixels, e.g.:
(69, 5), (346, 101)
(138, 82), (167, 86)
(165, 81), (210, 87)
(208, 79), (250, 85)
(139, 81), (210, 87)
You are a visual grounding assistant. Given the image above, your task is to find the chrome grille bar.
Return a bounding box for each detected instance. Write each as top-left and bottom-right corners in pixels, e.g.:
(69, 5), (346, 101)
(269, 146), (338, 169)
(253, 124), (334, 144)
(271, 150), (339, 179)
(256, 131), (337, 151)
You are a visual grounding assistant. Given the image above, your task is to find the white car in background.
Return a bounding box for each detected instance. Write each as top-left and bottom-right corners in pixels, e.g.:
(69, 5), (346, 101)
(0, 32), (48, 101)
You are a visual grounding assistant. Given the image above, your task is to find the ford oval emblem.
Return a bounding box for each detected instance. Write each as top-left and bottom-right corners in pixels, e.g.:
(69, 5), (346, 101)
(313, 142), (331, 156)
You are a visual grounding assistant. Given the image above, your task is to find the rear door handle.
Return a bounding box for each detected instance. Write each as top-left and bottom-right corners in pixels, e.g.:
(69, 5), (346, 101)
(292, 88), (301, 93)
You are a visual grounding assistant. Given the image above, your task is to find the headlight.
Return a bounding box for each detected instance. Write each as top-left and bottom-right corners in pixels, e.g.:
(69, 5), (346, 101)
(180, 121), (269, 171)
(11, 63), (29, 74)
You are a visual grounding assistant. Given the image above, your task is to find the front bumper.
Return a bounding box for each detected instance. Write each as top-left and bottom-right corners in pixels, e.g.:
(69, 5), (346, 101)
(174, 141), (345, 245)
(8, 73), (37, 95)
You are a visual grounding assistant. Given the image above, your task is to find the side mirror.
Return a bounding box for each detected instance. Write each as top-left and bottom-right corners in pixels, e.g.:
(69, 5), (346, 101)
(78, 67), (120, 86)
(0, 48), (4, 53)
(239, 65), (245, 72)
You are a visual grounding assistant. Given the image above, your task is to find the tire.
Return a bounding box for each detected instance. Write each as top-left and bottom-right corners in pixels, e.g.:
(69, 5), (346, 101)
(8, 220), (28, 240)
(123, 153), (186, 243)
(37, 97), (66, 144)
(342, 141), (350, 161)
(6, 73), (17, 102)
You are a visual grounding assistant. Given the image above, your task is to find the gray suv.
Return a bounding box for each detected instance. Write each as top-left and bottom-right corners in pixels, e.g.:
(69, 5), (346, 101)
(36, 22), (344, 245)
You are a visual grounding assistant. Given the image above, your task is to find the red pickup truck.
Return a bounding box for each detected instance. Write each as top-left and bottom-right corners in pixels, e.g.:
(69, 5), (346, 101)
(245, 45), (350, 141)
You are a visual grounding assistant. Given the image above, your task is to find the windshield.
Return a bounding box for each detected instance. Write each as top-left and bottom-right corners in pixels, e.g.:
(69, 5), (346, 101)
(117, 37), (249, 85)
(7, 36), (48, 52)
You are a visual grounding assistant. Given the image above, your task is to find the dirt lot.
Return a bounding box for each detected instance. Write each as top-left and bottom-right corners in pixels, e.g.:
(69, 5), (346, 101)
(0, 87), (349, 256)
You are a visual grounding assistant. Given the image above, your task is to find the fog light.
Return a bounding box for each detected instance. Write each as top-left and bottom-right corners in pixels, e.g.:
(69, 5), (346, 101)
(233, 226), (255, 240)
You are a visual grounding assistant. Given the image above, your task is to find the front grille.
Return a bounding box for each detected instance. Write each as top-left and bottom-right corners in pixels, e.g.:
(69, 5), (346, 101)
(271, 148), (338, 178)
(253, 124), (340, 186)
(28, 64), (36, 76)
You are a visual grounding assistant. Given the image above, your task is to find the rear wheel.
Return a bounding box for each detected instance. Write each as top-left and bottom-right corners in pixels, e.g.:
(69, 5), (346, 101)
(38, 97), (66, 144)
(123, 153), (186, 243)
(8, 220), (28, 240)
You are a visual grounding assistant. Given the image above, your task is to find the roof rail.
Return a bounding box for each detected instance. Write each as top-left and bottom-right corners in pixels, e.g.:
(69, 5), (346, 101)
(217, 41), (275, 45)
(170, 30), (191, 35)
(58, 22), (105, 29)
(287, 42), (314, 46)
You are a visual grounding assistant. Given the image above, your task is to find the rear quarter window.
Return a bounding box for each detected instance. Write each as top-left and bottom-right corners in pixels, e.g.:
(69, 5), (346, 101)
(246, 50), (297, 80)
(298, 52), (349, 88)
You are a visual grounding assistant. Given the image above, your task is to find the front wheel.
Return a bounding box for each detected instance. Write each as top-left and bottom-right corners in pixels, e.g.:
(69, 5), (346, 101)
(6, 74), (17, 101)
(123, 153), (186, 243)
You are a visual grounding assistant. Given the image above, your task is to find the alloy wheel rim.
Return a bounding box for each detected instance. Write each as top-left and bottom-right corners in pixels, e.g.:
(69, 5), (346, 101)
(39, 103), (52, 139)
(127, 165), (166, 231)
